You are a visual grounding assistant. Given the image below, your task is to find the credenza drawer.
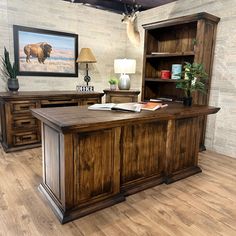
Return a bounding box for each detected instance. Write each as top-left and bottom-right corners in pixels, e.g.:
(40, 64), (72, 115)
(40, 98), (79, 108)
(12, 116), (38, 130)
(11, 101), (37, 114)
(80, 98), (100, 105)
(13, 131), (40, 146)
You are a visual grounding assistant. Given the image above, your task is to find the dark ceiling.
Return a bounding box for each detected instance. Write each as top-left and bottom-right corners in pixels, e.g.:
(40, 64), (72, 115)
(63, 0), (178, 14)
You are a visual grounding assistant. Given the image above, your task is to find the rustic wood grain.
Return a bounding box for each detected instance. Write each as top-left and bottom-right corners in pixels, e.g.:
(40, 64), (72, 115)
(43, 124), (61, 200)
(141, 12), (220, 150)
(31, 103), (219, 133)
(31, 103), (219, 222)
(103, 90), (140, 103)
(0, 91), (103, 152)
(121, 121), (167, 194)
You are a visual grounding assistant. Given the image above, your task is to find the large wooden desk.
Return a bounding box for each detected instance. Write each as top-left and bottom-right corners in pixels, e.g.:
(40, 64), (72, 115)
(31, 103), (220, 223)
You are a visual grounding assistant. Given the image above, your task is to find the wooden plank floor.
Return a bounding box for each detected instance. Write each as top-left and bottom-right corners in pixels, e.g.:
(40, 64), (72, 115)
(0, 147), (236, 236)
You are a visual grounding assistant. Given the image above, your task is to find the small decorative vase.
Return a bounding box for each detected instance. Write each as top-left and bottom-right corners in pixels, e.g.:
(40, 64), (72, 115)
(7, 78), (19, 92)
(110, 84), (116, 91)
(183, 97), (192, 106)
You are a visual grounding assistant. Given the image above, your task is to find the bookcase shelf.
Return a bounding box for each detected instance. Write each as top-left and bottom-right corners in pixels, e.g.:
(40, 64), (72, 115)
(141, 12), (220, 149)
(145, 78), (184, 82)
(146, 51), (195, 58)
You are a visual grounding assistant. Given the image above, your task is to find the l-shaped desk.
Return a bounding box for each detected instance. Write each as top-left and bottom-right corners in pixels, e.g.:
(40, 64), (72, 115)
(31, 103), (220, 223)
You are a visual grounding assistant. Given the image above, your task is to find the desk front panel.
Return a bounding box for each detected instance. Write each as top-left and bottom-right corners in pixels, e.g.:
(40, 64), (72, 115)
(121, 121), (167, 194)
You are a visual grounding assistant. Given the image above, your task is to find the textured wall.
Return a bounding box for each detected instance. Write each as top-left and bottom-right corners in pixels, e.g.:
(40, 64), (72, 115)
(136, 0), (236, 158)
(0, 0), (235, 158)
(0, 0), (128, 93)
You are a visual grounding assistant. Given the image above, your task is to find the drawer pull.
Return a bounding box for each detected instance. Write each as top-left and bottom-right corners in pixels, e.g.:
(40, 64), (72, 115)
(21, 121), (31, 125)
(20, 106), (30, 110)
(21, 136), (32, 141)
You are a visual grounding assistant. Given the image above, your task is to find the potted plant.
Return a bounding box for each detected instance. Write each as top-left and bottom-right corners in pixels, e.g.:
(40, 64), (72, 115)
(176, 62), (208, 106)
(1, 47), (19, 92)
(108, 76), (118, 90)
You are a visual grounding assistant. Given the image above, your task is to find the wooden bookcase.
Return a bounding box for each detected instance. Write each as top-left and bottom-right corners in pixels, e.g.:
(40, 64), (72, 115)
(142, 12), (220, 149)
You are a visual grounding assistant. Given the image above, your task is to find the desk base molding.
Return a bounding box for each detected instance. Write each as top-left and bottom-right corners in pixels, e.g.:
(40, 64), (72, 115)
(121, 175), (165, 196)
(39, 184), (125, 224)
(166, 166), (202, 184)
(2, 142), (41, 153)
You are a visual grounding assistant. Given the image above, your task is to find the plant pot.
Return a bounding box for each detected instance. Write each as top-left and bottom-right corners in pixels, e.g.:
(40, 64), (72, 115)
(183, 97), (192, 106)
(7, 78), (19, 92)
(7, 79), (19, 92)
(110, 84), (116, 90)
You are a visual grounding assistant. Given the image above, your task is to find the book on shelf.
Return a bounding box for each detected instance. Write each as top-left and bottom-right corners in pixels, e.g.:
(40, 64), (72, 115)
(155, 97), (173, 102)
(88, 103), (142, 112)
(149, 99), (162, 102)
(151, 52), (169, 55)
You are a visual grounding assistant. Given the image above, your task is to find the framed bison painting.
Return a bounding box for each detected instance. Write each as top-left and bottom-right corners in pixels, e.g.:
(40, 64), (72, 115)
(13, 25), (78, 77)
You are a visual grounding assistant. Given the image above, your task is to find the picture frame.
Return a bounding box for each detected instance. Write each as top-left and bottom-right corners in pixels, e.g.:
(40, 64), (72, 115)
(13, 25), (78, 77)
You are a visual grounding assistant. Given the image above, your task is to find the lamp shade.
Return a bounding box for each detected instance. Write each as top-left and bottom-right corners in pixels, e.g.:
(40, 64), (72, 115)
(76, 48), (96, 63)
(114, 59), (136, 74)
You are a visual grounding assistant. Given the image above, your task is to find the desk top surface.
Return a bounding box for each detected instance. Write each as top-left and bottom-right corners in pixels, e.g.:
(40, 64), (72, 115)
(31, 103), (220, 133)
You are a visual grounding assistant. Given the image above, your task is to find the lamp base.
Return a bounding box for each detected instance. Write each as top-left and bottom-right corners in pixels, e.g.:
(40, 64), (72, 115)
(118, 74), (130, 90)
(84, 75), (91, 86)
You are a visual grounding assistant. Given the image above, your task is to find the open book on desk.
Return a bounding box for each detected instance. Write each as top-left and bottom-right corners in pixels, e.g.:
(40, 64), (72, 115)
(88, 103), (142, 112)
(88, 102), (168, 112)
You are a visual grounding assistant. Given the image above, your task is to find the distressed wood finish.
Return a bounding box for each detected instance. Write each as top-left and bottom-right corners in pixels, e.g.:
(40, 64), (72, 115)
(165, 117), (202, 183)
(0, 91), (103, 152)
(141, 12), (220, 150)
(31, 103), (219, 223)
(39, 124), (124, 223)
(74, 128), (121, 204)
(121, 121), (167, 195)
(103, 89), (140, 103)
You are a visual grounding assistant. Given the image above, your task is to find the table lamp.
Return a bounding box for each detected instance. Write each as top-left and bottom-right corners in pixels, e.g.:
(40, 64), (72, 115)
(114, 59), (136, 90)
(76, 48), (96, 86)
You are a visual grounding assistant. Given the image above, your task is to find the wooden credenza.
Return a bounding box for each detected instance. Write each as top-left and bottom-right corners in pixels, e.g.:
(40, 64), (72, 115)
(32, 103), (219, 223)
(0, 91), (103, 152)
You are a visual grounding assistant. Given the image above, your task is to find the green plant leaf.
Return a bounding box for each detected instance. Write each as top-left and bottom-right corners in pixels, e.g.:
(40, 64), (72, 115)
(175, 62), (208, 96)
(1, 47), (17, 80)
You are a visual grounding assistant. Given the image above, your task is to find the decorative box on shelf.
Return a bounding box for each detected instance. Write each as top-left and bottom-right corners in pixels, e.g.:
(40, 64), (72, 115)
(76, 85), (94, 92)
